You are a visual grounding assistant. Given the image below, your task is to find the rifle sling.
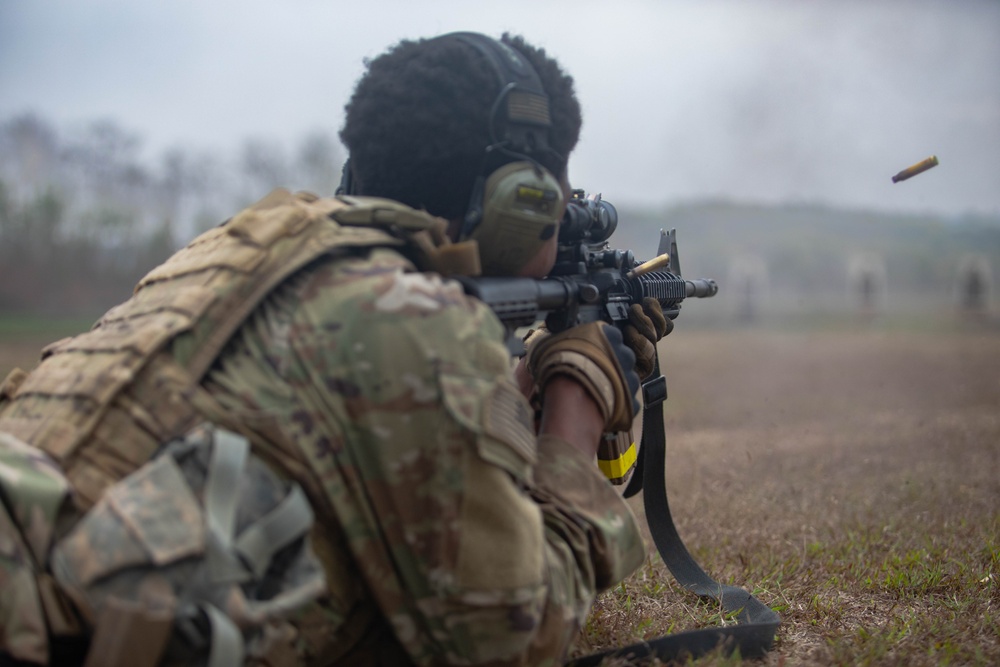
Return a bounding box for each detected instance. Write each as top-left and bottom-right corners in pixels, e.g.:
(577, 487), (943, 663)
(567, 355), (780, 666)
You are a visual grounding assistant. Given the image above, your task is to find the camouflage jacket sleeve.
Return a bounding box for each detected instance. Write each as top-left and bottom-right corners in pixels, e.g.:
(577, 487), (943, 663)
(204, 248), (645, 665)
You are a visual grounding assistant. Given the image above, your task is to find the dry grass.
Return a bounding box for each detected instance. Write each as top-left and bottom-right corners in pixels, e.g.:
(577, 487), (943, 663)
(3, 321), (998, 665)
(571, 324), (1000, 665)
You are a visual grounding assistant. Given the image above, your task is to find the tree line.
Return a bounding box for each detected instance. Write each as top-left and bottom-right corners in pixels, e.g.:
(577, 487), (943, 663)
(616, 199), (1000, 324)
(0, 112), (343, 315)
(3, 111), (996, 322)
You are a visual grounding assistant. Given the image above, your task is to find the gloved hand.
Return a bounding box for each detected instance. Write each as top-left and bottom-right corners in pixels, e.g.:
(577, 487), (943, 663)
(622, 297), (672, 379)
(526, 321), (641, 433)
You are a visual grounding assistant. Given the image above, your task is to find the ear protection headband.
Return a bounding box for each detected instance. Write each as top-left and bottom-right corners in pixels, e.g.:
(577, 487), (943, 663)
(443, 32), (565, 275)
(448, 32), (553, 159)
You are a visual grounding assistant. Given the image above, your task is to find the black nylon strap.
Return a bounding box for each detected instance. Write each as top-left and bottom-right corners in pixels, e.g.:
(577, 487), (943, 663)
(567, 355), (779, 665)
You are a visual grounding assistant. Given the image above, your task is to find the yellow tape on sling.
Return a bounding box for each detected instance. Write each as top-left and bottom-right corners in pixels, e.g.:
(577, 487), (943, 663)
(597, 440), (637, 483)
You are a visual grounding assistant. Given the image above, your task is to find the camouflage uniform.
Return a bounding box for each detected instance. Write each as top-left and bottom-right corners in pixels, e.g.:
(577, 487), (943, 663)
(0, 190), (645, 665)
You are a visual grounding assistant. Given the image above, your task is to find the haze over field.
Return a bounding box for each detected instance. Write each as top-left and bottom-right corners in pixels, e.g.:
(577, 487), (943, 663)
(2, 0), (998, 217)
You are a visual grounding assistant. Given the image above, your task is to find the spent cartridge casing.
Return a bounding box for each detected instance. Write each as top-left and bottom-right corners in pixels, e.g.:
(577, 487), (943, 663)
(626, 253), (671, 279)
(892, 155), (939, 183)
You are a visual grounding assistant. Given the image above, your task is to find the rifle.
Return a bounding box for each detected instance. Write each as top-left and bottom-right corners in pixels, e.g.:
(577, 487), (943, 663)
(459, 190), (718, 353)
(460, 190), (780, 665)
(461, 189), (716, 483)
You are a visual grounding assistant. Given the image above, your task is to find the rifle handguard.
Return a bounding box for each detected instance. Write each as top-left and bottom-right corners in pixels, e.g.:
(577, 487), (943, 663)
(526, 322), (636, 433)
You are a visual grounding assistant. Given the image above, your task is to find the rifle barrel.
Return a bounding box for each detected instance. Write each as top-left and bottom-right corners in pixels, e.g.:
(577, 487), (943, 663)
(686, 278), (718, 298)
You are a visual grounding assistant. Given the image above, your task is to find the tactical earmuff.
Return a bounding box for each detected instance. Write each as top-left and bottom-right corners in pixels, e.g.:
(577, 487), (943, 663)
(445, 32), (566, 275)
(470, 160), (562, 275)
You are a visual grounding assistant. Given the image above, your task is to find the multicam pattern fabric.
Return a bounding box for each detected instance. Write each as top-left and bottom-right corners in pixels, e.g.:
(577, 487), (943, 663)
(0, 432), (70, 567)
(49, 424), (326, 666)
(0, 432), (71, 664)
(203, 245), (647, 664)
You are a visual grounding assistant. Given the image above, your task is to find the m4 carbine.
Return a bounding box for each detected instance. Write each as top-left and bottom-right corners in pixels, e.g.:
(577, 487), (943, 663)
(459, 190), (718, 354)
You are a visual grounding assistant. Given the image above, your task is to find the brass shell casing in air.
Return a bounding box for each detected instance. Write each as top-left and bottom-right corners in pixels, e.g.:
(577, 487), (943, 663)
(892, 155), (939, 183)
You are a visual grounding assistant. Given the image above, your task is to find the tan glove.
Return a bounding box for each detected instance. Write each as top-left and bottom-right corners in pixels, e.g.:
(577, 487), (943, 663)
(622, 297), (673, 379)
(526, 322), (640, 433)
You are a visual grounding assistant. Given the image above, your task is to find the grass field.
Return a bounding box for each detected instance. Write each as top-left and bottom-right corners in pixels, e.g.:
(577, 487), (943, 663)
(1, 319), (997, 665)
(572, 323), (1000, 665)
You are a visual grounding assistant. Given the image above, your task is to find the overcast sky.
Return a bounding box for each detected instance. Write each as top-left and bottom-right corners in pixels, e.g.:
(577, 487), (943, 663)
(1, 0), (998, 217)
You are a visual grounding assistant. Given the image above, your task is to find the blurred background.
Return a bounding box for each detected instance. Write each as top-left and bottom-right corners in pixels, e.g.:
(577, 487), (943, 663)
(1, 0), (998, 327)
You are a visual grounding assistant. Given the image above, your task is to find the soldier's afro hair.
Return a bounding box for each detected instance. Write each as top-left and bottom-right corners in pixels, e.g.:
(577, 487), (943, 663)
(339, 33), (582, 221)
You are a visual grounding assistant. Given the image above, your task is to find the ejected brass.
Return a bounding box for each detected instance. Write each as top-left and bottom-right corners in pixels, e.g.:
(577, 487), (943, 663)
(892, 155), (939, 183)
(627, 253), (671, 279)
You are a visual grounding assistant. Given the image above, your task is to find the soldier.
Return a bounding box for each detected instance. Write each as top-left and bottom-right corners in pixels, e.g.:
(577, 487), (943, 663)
(0, 32), (668, 665)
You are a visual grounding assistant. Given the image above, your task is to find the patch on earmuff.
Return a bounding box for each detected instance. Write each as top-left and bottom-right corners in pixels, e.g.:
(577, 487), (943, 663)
(515, 184), (559, 206)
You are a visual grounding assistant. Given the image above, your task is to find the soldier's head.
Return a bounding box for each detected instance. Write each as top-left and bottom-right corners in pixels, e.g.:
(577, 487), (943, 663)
(340, 32), (582, 276)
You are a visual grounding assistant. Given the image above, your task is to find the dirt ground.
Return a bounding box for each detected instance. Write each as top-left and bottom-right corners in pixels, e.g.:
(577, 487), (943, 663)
(577, 325), (1000, 665)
